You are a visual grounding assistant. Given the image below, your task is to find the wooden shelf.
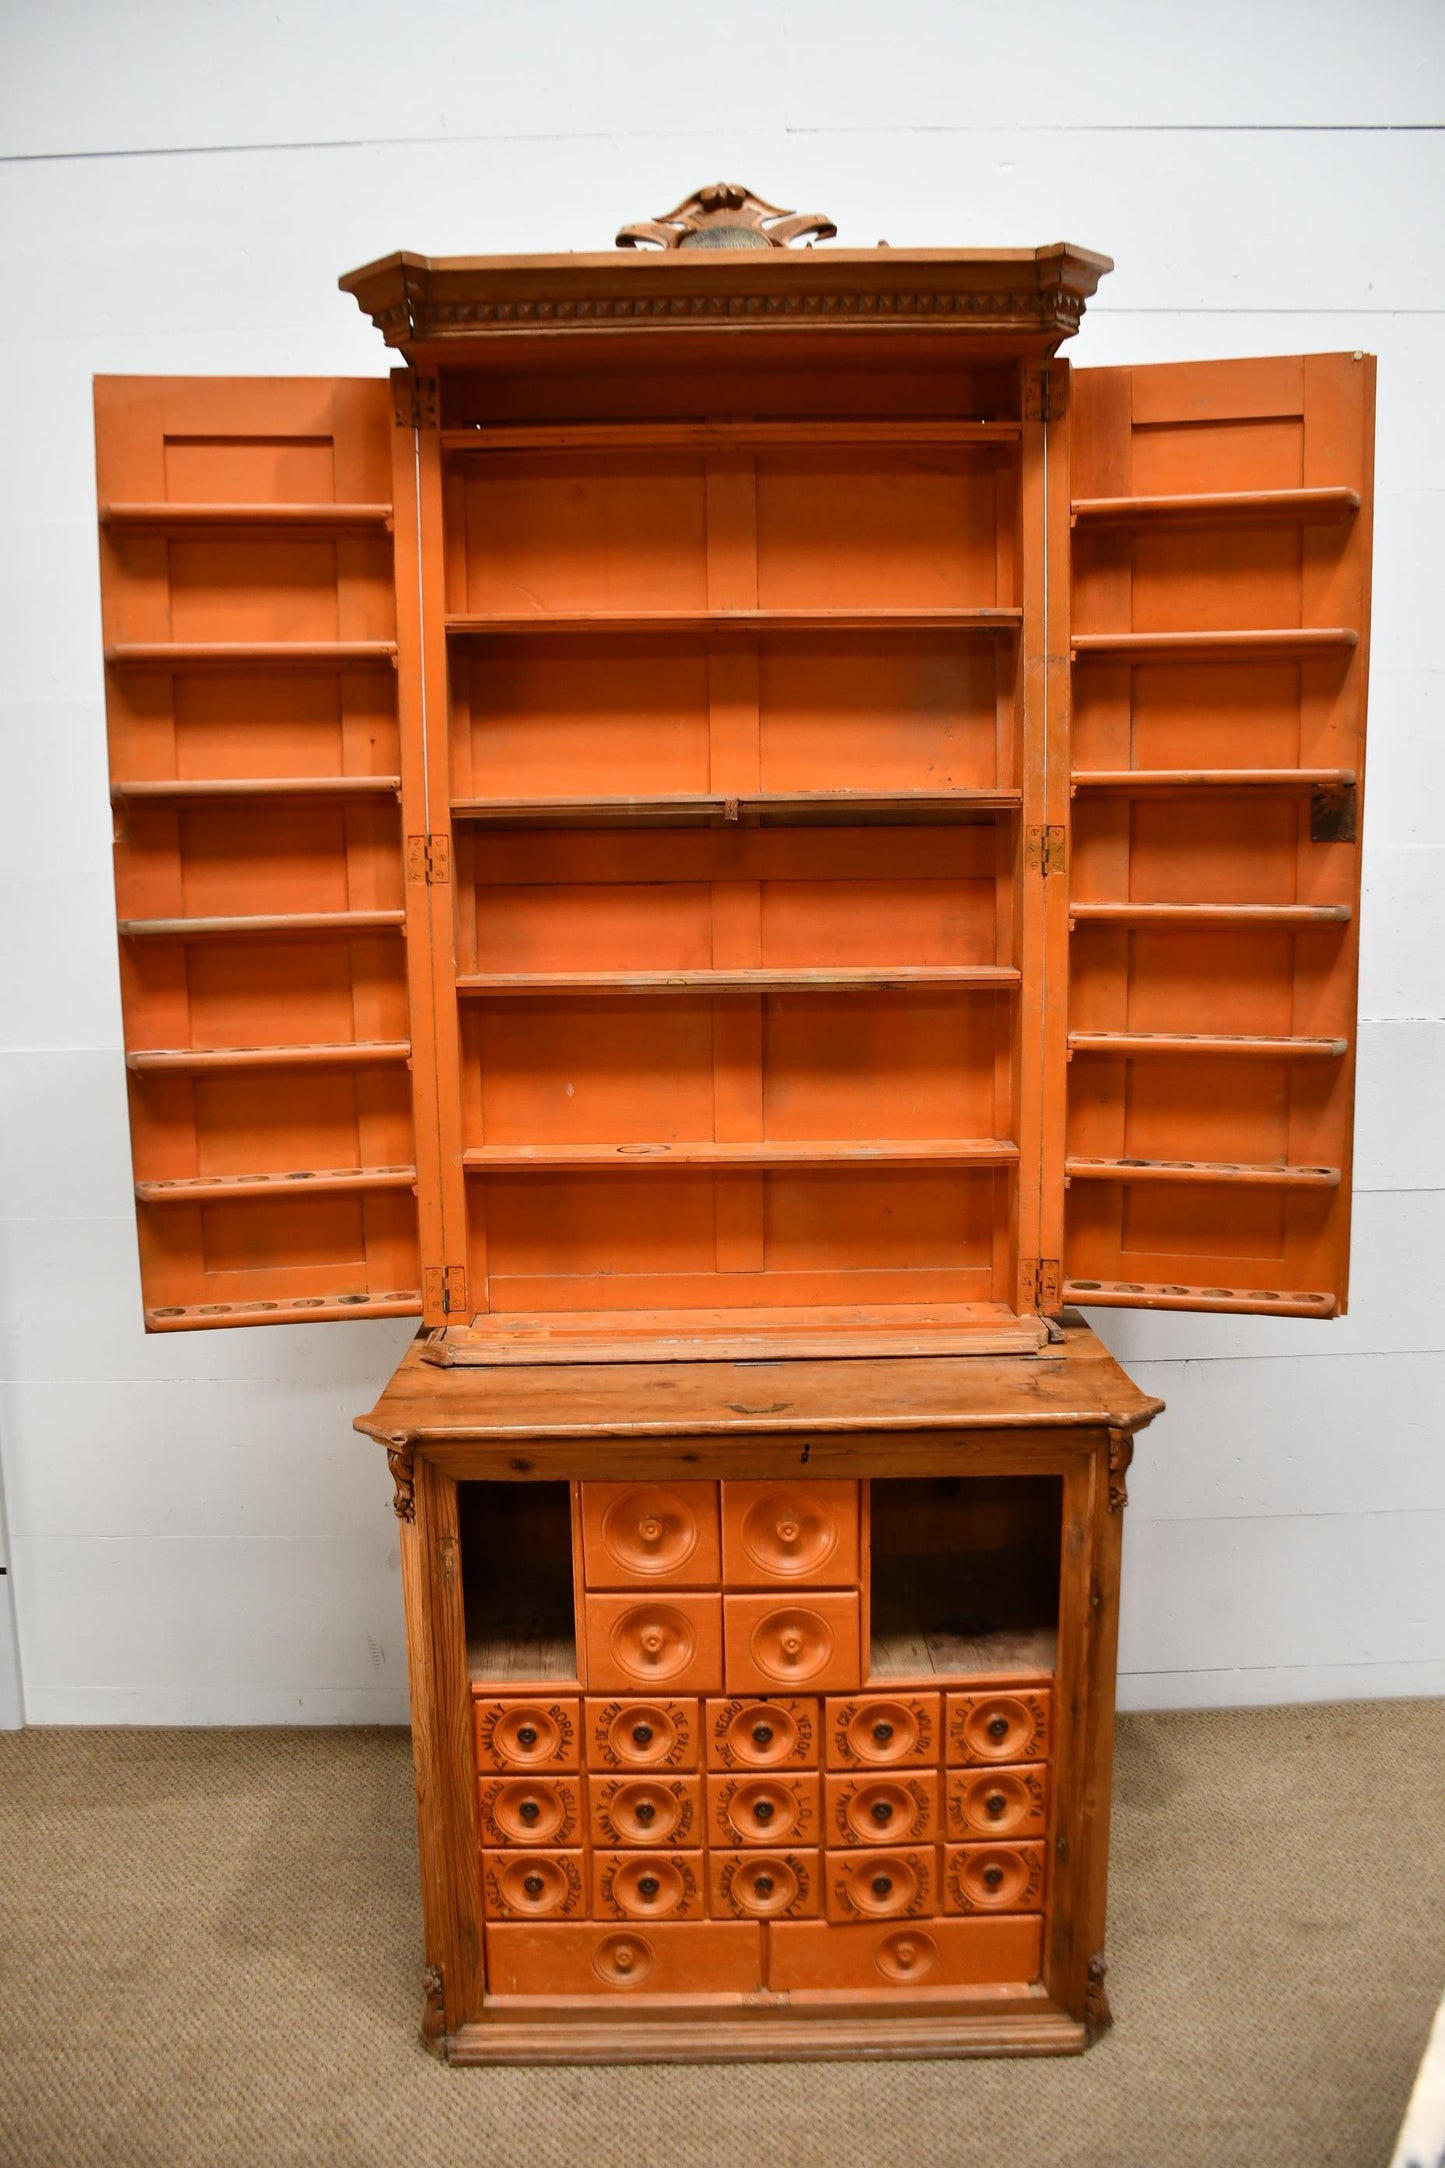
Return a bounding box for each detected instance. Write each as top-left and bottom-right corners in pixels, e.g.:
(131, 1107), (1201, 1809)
(145, 1290), (422, 1330)
(442, 421), (1022, 453)
(1071, 768), (1356, 795)
(430, 1301), (1049, 1368)
(136, 1165), (416, 1205)
(1064, 1278), (1335, 1318)
(463, 1139), (1019, 1173)
(446, 608), (1022, 639)
(1068, 1032), (1347, 1061)
(449, 790), (1021, 829)
(104, 641), (398, 670)
(455, 965), (1020, 997)
(101, 501), (393, 531)
(870, 1622), (1056, 1683)
(1070, 485), (1360, 529)
(1069, 902), (1350, 928)
(119, 910), (406, 940)
(112, 776), (401, 805)
(1071, 628), (1357, 663)
(1066, 1155), (1339, 1189)
(127, 1040), (410, 1074)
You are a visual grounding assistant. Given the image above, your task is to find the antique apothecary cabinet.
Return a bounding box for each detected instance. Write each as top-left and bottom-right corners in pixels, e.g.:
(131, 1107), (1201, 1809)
(93, 185), (1374, 2059)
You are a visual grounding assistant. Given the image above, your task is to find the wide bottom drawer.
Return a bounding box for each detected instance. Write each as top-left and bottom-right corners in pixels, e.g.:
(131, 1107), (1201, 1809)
(768, 1914), (1043, 1996)
(485, 1920), (762, 1996)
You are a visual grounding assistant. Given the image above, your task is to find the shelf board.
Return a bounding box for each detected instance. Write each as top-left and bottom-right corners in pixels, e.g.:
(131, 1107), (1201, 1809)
(1071, 628), (1358, 663)
(119, 909), (406, 940)
(1068, 1031), (1347, 1061)
(1070, 485), (1360, 529)
(869, 1622), (1057, 1684)
(455, 965), (1020, 997)
(101, 501), (393, 531)
(442, 420), (1022, 452)
(446, 608), (1022, 639)
(1066, 1155), (1339, 1189)
(1071, 768), (1356, 795)
(104, 640), (398, 671)
(136, 1164), (416, 1205)
(127, 1040), (410, 1074)
(145, 1290), (422, 1330)
(112, 775), (401, 805)
(428, 1302), (1050, 1368)
(463, 1139), (1019, 1173)
(449, 789), (1020, 829)
(1069, 902), (1350, 928)
(1064, 1278), (1335, 1318)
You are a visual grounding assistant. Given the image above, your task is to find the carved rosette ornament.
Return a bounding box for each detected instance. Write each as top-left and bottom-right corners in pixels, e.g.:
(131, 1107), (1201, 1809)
(420, 1964), (446, 2055)
(387, 1444), (416, 1524)
(1085, 1951), (1113, 2041)
(618, 182), (837, 252)
(1107, 1429), (1134, 1514)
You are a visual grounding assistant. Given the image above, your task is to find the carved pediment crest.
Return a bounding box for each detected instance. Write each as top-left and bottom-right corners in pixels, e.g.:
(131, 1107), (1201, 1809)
(617, 182), (837, 252)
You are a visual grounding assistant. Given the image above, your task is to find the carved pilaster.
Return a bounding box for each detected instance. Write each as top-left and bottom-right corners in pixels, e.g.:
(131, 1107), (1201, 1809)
(1107, 1429), (1134, 1514)
(1085, 1950), (1113, 2042)
(420, 1964), (446, 2055)
(387, 1444), (416, 1524)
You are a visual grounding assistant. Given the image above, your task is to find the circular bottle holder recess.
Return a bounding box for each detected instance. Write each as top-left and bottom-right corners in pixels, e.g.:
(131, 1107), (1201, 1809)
(955, 1695), (1039, 1763)
(490, 1780), (569, 1845)
(748, 1605), (834, 1685)
(726, 1854), (801, 1918)
(874, 1927), (938, 1983)
(605, 1779), (684, 1844)
(495, 1854), (574, 1917)
(488, 1703), (564, 1766)
(603, 1701), (680, 1767)
(950, 1845), (1034, 1911)
(591, 1932), (655, 1989)
(844, 1699), (921, 1766)
(600, 1487), (703, 1578)
(840, 1851), (920, 1919)
(841, 1779), (918, 1844)
(609, 1602), (697, 1684)
(722, 1776), (802, 1844)
(606, 1854), (689, 1918)
(739, 1491), (839, 1578)
(722, 1700), (801, 1767)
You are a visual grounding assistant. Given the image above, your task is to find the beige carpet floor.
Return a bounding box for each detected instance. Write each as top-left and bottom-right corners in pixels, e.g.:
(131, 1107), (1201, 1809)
(1, 1704), (1442, 2168)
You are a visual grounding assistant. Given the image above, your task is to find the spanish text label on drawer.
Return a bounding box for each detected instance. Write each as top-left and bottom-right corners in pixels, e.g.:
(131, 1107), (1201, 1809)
(474, 1695), (581, 1773)
(584, 1695), (700, 1771)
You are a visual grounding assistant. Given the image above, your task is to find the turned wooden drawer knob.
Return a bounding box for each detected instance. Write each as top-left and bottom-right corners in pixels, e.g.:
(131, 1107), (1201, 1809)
(871, 1874), (893, 1897)
(519, 1799), (541, 1823)
(637, 1875), (660, 1900)
(635, 1800), (656, 1825)
(779, 1629), (804, 1657)
(523, 1873), (545, 1896)
(872, 1720), (894, 1743)
(983, 1865), (1005, 1889)
(631, 1722), (654, 1746)
(641, 1627), (665, 1655)
(516, 1725), (538, 1748)
(752, 1722), (774, 1746)
(893, 1939), (919, 1970)
(870, 1800), (894, 1825)
(776, 1518), (801, 1544)
(639, 1516), (664, 1543)
(753, 1873), (775, 1897)
(985, 1792), (1007, 1818)
(988, 1716), (1009, 1741)
(753, 1799), (775, 1823)
(613, 1946), (637, 1974)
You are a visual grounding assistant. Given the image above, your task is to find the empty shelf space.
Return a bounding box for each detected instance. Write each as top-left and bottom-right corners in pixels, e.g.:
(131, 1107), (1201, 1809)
(446, 608), (1023, 638)
(145, 1290), (422, 1330)
(1066, 1155), (1340, 1189)
(127, 1039), (410, 1074)
(119, 910), (406, 940)
(1064, 1278), (1335, 1318)
(455, 965), (1021, 997)
(1071, 628), (1358, 663)
(1070, 902), (1350, 928)
(462, 1138), (1019, 1173)
(112, 776), (401, 805)
(104, 641), (398, 670)
(869, 1479), (1061, 1688)
(449, 789), (1022, 829)
(100, 501), (393, 531)
(135, 1165), (417, 1205)
(869, 1622), (1058, 1683)
(461, 1482), (578, 1688)
(1070, 485), (1360, 528)
(1068, 1031), (1347, 1061)
(441, 420), (1022, 452)
(1071, 768), (1356, 795)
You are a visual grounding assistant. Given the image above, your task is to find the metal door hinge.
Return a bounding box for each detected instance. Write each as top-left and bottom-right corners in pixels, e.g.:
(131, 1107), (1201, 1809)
(1020, 1257), (1062, 1312)
(407, 833), (451, 884)
(392, 368), (439, 431)
(1024, 366), (1065, 425)
(425, 1265), (469, 1317)
(1026, 824), (1067, 876)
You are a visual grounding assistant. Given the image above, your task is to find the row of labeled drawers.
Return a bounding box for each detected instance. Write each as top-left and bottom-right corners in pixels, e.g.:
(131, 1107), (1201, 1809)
(579, 1480), (860, 1590)
(485, 1914), (1044, 1996)
(484, 1840), (1047, 1923)
(476, 1688), (1053, 1773)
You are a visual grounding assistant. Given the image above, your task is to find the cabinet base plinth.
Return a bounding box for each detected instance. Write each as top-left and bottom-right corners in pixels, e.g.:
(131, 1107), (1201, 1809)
(445, 1999), (1085, 2064)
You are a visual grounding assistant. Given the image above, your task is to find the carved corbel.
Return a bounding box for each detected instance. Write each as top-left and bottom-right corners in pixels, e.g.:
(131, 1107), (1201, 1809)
(1107, 1429), (1134, 1514)
(387, 1442), (416, 1524)
(1085, 1950), (1113, 2042)
(617, 181), (836, 252)
(420, 1964), (446, 2055)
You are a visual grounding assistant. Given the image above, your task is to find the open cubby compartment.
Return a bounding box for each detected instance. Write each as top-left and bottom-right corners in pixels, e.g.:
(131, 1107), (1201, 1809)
(460, 1481), (581, 1686)
(867, 1475), (1062, 1682)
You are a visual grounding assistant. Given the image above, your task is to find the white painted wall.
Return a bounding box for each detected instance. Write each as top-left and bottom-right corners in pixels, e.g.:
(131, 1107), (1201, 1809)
(1, 0), (1441, 1723)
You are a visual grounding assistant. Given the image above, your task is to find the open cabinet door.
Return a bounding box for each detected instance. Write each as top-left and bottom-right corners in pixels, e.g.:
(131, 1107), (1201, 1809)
(1063, 353), (1374, 1317)
(96, 377), (434, 1329)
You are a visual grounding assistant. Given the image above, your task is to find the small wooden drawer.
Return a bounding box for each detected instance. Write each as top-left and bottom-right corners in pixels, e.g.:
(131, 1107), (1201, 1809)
(580, 1481), (721, 1589)
(709, 1850), (821, 1921)
(945, 1687), (1052, 1766)
(707, 1771), (821, 1848)
(583, 1592), (723, 1695)
(824, 1846), (937, 1923)
(473, 1694), (581, 1775)
(484, 1921), (762, 1997)
(588, 1773), (702, 1849)
(705, 1695), (819, 1771)
(769, 1914), (1043, 1994)
(825, 1771), (940, 1848)
(480, 1848), (586, 1922)
(720, 1480), (859, 1586)
(477, 1775), (583, 1849)
(946, 1763), (1049, 1841)
(592, 1849), (706, 1923)
(943, 1841), (1047, 1916)
(826, 1691), (940, 1770)
(584, 1696), (699, 1772)
(723, 1592), (860, 1694)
